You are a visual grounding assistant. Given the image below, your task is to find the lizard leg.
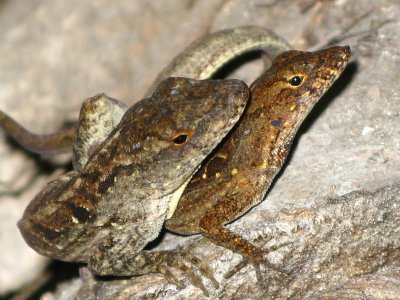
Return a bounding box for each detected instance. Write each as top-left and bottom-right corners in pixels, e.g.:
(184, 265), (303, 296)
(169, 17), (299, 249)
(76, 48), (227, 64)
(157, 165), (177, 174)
(200, 217), (281, 283)
(71, 93), (127, 171)
(197, 192), (285, 283)
(89, 247), (217, 296)
(0, 110), (76, 154)
(129, 250), (215, 296)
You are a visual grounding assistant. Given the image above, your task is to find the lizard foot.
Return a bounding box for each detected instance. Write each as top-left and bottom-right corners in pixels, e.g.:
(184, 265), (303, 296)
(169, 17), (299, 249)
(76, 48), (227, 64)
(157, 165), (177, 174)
(88, 244), (218, 296)
(224, 251), (281, 280)
(223, 244), (290, 290)
(166, 251), (218, 296)
(126, 249), (218, 296)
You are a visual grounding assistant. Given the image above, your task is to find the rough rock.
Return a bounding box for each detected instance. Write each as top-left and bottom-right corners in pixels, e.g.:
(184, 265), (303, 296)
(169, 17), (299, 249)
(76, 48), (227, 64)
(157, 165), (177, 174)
(0, 0), (398, 298)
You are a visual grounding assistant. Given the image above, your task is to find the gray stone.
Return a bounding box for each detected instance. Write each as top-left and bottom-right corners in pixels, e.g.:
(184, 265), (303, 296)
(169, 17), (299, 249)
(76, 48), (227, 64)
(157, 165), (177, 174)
(0, 0), (398, 298)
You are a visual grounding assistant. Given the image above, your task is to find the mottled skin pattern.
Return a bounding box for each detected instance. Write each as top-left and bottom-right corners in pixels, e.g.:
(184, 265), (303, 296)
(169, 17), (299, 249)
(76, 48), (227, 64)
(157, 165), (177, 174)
(17, 77), (249, 276)
(0, 25), (350, 294)
(72, 94), (128, 172)
(166, 47), (351, 280)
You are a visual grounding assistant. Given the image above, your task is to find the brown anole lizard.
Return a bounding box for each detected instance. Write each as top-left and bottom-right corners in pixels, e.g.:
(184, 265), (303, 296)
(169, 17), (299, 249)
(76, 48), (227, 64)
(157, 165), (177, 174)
(1, 26), (291, 253)
(16, 77), (248, 290)
(166, 46), (351, 285)
(0, 26), (292, 294)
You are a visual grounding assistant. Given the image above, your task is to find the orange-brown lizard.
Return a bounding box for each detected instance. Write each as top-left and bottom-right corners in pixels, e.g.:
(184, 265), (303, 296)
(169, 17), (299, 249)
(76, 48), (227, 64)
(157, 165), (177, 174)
(166, 46), (351, 283)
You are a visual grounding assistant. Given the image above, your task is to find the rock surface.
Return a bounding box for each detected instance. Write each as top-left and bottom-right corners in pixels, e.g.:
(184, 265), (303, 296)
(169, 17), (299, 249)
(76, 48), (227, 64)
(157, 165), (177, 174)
(0, 0), (398, 299)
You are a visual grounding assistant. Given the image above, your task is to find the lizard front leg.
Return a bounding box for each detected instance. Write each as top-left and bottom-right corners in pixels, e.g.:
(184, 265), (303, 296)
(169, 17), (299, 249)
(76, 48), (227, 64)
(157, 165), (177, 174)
(198, 186), (283, 284)
(87, 228), (219, 296)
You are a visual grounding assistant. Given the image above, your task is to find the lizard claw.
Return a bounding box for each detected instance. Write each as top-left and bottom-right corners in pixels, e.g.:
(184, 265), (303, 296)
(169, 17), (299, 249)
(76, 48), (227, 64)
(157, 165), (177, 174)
(159, 265), (186, 290)
(224, 257), (280, 278)
(224, 256), (285, 294)
(224, 247), (288, 287)
(181, 251), (219, 289)
(150, 249), (217, 296)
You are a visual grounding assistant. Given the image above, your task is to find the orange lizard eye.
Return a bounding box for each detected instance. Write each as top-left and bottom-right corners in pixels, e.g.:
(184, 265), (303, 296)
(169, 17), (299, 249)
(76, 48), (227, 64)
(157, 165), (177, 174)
(288, 75), (304, 86)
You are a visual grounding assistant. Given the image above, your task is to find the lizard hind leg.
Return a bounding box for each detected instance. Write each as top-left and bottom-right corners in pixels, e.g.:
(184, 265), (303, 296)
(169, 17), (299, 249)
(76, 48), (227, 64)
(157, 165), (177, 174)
(130, 250), (218, 296)
(89, 247), (218, 296)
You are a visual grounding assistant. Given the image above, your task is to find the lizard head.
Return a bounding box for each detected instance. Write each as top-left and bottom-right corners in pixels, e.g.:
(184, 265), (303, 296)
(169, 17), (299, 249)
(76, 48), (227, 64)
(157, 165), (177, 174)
(249, 46), (351, 159)
(107, 77), (249, 190)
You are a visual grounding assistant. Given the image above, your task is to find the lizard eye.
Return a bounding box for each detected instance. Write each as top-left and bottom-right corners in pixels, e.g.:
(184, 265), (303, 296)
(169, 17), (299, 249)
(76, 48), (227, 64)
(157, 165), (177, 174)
(288, 75), (304, 87)
(172, 133), (189, 145)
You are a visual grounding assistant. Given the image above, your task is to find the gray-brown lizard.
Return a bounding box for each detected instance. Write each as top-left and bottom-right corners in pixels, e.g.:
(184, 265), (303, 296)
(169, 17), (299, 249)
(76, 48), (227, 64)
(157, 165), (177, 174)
(166, 46), (351, 284)
(16, 77), (248, 289)
(0, 26), (293, 294)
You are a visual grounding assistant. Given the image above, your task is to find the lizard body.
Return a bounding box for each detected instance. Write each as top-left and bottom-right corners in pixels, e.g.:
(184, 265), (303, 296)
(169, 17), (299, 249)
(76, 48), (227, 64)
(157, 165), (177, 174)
(147, 26), (292, 95)
(17, 78), (249, 276)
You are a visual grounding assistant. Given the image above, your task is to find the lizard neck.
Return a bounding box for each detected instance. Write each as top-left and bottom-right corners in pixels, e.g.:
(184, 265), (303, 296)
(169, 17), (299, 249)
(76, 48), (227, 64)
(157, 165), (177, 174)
(227, 74), (307, 175)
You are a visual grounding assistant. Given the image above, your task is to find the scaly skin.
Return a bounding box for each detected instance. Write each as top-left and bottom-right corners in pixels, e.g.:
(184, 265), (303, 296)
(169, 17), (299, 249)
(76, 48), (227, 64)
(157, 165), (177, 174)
(166, 46), (351, 281)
